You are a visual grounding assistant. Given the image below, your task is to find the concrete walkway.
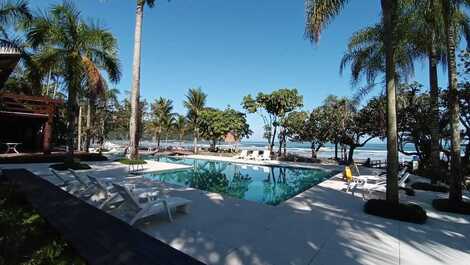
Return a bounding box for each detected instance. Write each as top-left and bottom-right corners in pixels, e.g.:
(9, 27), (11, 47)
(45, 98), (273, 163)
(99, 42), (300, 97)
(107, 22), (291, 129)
(135, 173), (470, 265)
(2, 158), (470, 265)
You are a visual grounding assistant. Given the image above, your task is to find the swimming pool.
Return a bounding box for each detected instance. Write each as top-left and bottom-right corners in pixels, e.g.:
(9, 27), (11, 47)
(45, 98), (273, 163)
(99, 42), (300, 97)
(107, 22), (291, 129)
(145, 156), (331, 205)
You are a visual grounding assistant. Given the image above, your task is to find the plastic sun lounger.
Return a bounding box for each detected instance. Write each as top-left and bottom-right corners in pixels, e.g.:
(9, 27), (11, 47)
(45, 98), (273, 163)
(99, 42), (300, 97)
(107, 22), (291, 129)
(234, 150), (248, 159)
(260, 151), (271, 161)
(50, 169), (82, 194)
(247, 150), (260, 160)
(86, 175), (123, 209)
(112, 183), (191, 225)
(87, 175), (160, 209)
(358, 172), (411, 200)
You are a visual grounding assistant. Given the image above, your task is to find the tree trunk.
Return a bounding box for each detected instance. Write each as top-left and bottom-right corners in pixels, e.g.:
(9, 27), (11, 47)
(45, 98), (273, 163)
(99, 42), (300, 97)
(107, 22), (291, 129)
(443, 1), (462, 202)
(270, 125), (278, 153)
(77, 104), (83, 152)
(334, 141), (338, 160)
(157, 134), (161, 151)
(382, 0), (399, 204)
(283, 135), (287, 157)
(428, 31), (441, 184)
(128, 3), (144, 160)
(193, 128), (198, 153)
(347, 146), (355, 165)
(311, 142), (317, 159)
(66, 78), (79, 164)
(277, 127), (284, 156)
(98, 111), (105, 154)
(85, 97), (94, 153)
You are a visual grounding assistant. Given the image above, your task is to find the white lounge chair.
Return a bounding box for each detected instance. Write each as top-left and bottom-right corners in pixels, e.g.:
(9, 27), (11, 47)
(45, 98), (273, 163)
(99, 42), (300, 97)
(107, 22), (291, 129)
(112, 183), (191, 225)
(247, 150), (260, 160)
(359, 172), (411, 200)
(234, 150), (249, 159)
(260, 150), (271, 161)
(50, 168), (75, 186)
(50, 169), (83, 194)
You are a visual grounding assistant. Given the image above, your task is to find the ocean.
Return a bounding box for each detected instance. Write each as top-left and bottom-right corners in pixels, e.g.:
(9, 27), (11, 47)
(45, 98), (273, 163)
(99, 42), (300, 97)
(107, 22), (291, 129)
(107, 139), (416, 162)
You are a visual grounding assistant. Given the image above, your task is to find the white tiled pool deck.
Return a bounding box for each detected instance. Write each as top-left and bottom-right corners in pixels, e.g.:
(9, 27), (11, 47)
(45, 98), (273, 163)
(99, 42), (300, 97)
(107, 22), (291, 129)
(2, 156), (469, 265)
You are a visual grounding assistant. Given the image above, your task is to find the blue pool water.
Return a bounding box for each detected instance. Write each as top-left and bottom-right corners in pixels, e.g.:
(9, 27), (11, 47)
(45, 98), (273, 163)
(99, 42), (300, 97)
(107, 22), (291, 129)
(144, 156), (331, 205)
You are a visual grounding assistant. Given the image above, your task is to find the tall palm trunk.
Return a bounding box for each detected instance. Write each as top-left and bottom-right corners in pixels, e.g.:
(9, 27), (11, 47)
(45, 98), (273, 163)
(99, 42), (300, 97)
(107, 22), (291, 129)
(428, 28), (441, 184)
(77, 104), (83, 152)
(66, 80), (79, 163)
(443, 1), (462, 202)
(193, 128), (198, 153)
(85, 97), (95, 152)
(128, 3), (144, 159)
(382, 0), (399, 204)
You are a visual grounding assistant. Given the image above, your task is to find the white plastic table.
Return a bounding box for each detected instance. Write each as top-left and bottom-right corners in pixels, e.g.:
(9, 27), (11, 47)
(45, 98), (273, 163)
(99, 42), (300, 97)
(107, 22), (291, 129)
(4, 142), (21, 154)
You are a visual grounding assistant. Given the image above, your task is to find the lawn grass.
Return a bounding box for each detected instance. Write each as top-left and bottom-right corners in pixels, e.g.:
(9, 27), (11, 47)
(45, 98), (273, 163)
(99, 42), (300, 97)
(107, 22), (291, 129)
(411, 182), (449, 193)
(117, 158), (147, 165)
(0, 179), (85, 264)
(364, 199), (427, 224)
(432, 199), (470, 215)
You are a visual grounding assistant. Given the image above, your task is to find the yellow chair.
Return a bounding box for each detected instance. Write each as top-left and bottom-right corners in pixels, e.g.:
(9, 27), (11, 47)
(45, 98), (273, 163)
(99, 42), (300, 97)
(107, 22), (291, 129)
(343, 166), (353, 183)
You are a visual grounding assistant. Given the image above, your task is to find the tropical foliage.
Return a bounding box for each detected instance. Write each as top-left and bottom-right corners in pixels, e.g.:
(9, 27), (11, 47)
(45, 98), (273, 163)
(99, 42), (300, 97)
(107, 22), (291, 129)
(242, 88), (303, 153)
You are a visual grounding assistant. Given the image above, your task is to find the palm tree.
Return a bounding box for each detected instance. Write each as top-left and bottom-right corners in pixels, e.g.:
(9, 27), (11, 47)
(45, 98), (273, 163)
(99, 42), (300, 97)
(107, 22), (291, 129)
(175, 115), (187, 142)
(0, 0), (31, 45)
(128, 0), (155, 159)
(306, 0), (400, 204)
(28, 2), (121, 163)
(441, 0), (469, 203)
(184, 88), (207, 154)
(97, 87), (120, 152)
(149, 97), (175, 150)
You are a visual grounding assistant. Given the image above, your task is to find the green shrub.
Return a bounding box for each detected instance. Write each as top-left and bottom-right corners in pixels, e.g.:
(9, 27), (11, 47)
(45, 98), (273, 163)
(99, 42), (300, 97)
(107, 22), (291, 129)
(117, 158), (147, 165)
(0, 181), (85, 264)
(411, 182), (449, 193)
(364, 199), (427, 224)
(432, 199), (470, 215)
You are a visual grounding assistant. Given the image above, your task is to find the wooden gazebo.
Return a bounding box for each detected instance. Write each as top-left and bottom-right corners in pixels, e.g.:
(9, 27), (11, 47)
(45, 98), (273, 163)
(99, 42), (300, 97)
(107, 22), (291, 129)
(0, 45), (62, 154)
(0, 92), (61, 154)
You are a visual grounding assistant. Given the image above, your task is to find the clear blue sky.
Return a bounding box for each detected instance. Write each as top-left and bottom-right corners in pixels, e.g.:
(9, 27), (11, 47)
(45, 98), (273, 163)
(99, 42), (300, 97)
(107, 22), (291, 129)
(33, 0), (447, 141)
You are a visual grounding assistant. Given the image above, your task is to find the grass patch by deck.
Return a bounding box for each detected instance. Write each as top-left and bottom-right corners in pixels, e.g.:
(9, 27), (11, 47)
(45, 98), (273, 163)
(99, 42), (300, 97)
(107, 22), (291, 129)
(432, 199), (470, 215)
(117, 158), (147, 165)
(364, 199), (427, 224)
(411, 182), (449, 193)
(0, 179), (85, 264)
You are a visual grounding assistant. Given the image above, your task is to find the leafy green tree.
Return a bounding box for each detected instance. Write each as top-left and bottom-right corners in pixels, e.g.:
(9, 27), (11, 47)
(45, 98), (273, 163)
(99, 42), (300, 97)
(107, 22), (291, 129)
(128, 0), (155, 159)
(242, 88), (303, 153)
(323, 95), (353, 159)
(199, 107), (252, 149)
(306, 0), (401, 204)
(342, 97), (386, 164)
(283, 110), (330, 159)
(184, 88), (207, 153)
(28, 2), (121, 162)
